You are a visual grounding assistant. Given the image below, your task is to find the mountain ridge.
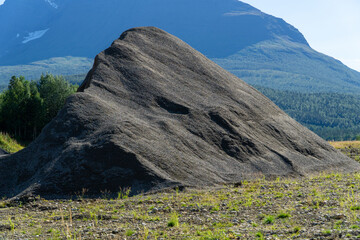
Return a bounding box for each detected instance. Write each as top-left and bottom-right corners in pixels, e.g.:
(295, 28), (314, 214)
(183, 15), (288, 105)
(0, 0), (308, 65)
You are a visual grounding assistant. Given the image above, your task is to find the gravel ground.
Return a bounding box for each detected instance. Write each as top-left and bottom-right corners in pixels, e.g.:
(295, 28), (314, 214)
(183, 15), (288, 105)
(0, 145), (358, 240)
(1, 171), (360, 239)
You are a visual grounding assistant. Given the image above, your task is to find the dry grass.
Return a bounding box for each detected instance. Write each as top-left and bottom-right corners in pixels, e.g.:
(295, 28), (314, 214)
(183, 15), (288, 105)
(329, 141), (360, 149)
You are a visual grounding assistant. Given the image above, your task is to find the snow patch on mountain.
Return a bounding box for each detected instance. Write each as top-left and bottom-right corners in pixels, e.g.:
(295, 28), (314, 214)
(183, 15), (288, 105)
(22, 29), (49, 44)
(45, 0), (58, 9)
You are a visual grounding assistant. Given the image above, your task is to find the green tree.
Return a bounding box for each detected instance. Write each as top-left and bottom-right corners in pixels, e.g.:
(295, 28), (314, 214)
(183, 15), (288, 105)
(38, 74), (77, 123)
(0, 74), (77, 141)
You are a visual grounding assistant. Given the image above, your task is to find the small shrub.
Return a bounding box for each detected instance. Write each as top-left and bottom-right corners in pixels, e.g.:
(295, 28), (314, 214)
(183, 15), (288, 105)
(255, 231), (264, 240)
(322, 229), (331, 236)
(293, 226), (301, 233)
(263, 215), (274, 224)
(126, 230), (135, 236)
(276, 212), (291, 219)
(167, 212), (179, 227)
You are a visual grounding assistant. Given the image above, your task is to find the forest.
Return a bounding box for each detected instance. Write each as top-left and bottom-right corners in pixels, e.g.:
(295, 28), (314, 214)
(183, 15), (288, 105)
(257, 86), (360, 140)
(0, 74), (77, 141)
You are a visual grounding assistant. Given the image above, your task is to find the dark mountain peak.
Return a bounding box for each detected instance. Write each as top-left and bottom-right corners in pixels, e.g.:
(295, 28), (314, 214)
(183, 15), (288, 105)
(0, 0), (308, 65)
(0, 27), (357, 198)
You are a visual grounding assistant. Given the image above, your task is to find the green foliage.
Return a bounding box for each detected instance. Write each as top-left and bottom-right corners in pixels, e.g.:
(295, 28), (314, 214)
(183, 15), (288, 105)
(255, 231), (264, 240)
(167, 212), (179, 227)
(125, 230), (135, 236)
(117, 187), (131, 200)
(263, 215), (274, 224)
(276, 212), (291, 219)
(350, 205), (360, 211)
(0, 132), (24, 153)
(38, 74), (78, 123)
(0, 74), (77, 141)
(256, 86), (360, 140)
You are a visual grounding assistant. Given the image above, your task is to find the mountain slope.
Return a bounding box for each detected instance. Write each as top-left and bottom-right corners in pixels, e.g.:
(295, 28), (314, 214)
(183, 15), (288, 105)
(0, 0), (307, 65)
(214, 38), (360, 93)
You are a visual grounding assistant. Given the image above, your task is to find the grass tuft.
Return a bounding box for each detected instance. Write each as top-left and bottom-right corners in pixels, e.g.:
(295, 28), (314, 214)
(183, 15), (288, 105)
(167, 212), (179, 227)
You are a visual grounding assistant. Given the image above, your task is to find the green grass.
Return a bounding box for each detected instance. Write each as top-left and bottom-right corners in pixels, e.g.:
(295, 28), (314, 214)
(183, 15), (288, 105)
(276, 212), (291, 219)
(167, 212), (179, 227)
(263, 215), (274, 224)
(0, 132), (24, 153)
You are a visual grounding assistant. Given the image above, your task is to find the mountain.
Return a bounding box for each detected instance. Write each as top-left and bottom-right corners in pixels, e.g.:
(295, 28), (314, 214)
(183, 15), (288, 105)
(1, 27), (357, 198)
(0, 0), (307, 65)
(214, 38), (360, 93)
(1, 0), (359, 93)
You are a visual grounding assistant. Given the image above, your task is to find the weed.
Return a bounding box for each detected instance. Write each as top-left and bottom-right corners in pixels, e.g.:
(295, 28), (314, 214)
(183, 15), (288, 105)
(8, 217), (14, 231)
(264, 215), (274, 224)
(118, 187), (131, 200)
(167, 212), (179, 227)
(126, 229), (135, 236)
(277, 212), (291, 219)
(293, 226), (301, 233)
(350, 205), (360, 210)
(256, 231), (264, 240)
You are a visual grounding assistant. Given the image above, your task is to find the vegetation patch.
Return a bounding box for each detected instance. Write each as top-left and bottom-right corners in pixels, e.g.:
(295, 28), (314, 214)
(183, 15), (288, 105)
(330, 141), (360, 162)
(0, 132), (23, 153)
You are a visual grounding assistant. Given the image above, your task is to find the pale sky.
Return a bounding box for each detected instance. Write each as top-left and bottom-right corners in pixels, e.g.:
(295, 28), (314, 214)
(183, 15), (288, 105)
(1, 0), (359, 71)
(242, 0), (360, 72)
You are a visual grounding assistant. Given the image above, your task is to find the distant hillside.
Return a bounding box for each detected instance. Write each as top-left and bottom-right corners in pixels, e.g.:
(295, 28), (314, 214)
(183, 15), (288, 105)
(214, 38), (360, 93)
(0, 57), (92, 84)
(257, 86), (360, 140)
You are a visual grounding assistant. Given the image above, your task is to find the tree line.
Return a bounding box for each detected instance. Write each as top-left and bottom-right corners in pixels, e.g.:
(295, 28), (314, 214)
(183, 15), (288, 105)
(257, 86), (360, 141)
(0, 74), (77, 141)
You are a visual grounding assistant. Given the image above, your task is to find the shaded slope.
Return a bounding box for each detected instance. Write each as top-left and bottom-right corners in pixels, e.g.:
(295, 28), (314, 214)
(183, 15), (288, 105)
(0, 0), (306, 65)
(0, 27), (358, 198)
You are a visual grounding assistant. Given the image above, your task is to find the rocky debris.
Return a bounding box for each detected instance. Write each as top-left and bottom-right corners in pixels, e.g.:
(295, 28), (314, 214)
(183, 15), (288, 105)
(0, 148), (8, 156)
(0, 27), (358, 198)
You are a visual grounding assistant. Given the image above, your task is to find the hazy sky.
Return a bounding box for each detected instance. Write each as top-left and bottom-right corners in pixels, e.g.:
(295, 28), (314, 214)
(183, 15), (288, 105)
(242, 0), (360, 72)
(0, 0), (359, 71)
